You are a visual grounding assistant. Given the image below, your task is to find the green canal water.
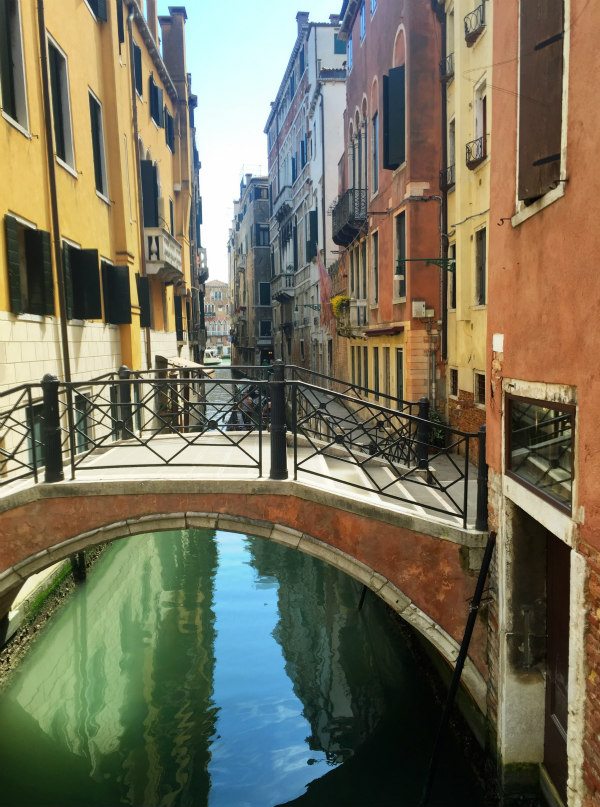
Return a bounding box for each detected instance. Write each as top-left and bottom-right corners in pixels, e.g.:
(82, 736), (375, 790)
(0, 531), (485, 806)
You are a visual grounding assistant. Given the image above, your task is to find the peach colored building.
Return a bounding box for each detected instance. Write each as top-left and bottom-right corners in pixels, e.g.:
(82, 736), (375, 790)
(487, 1), (600, 804)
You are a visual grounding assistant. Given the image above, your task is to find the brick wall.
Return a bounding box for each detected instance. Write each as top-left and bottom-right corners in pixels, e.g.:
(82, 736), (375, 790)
(449, 390), (486, 463)
(581, 539), (600, 806)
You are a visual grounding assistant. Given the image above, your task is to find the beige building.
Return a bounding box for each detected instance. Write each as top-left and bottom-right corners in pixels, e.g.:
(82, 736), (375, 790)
(204, 279), (231, 354)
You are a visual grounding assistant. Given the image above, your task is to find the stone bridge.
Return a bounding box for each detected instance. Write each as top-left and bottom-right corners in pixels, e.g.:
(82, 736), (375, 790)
(0, 471), (489, 714)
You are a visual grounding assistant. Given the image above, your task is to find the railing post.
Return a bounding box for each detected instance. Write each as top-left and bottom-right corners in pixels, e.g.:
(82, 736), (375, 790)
(270, 360), (288, 480)
(118, 365), (132, 440)
(41, 374), (64, 483)
(417, 397), (430, 470)
(476, 424), (489, 531)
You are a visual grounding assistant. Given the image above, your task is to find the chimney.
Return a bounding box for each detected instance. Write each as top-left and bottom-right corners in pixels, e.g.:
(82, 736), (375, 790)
(296, 11), (309, 35)
(146, 0), (158, 43)
(245, 173), (253, 185)
(159, 7), (187, 83)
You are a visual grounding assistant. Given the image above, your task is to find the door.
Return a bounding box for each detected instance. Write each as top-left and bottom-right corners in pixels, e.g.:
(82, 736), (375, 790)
(396, 348), (404, 403)
(544, 531), (570, 803)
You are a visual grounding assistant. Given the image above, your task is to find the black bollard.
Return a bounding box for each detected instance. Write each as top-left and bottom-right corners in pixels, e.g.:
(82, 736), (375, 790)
(269, 360), (288, 480)
(41, 374), (64, 483)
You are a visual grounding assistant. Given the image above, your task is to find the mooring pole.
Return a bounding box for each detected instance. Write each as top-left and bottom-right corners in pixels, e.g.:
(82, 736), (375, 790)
(420, 531), (496, 807)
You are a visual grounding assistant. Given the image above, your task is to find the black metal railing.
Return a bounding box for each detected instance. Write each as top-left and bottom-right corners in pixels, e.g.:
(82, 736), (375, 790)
(464, 3), (486, 45)
(466, 136), (486, 169)
(440, 53), (455, 81)
(440, 163), (456, 191)
(0, 362), (488, 530)
(332, 188), (368, 247)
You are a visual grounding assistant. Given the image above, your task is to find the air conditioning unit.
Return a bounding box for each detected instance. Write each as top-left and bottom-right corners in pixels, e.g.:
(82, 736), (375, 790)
(412, 300), (427, 318)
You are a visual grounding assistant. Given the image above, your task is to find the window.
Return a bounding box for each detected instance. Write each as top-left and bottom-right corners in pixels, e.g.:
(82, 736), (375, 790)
(373, 347), (379, 400)
(383, 66), (405, 169)
(475, 227), (486, 305)
(169, 198), (174, 235)
(347, 35), (353, 72)
(394, 211), (406, 298)
(370, 0), (377, 14)
(133, 42), (143, 96)
(306, 209), (318, 262)
(360, 238), (367, 300)
(474, 371), (485, 405)
(62, 243), (102, 320)
(448, 242), (456, 309)
(396, 349), (404, 402)
(371, 112), (379, 194)
(0, 0), (28, 128)
(383, 347), (390, 396)
(4, 215), (54, 315)
(259, 282), (271, 306)
(359, 2), (366, 40)
(474, 82), (487, 157)
(299, 45), (305, 75)
(101, 262), (131, 325)
(89, 91), (108, 197)
(371, 231), (379, 304)
(85, 0), (108, 20)
(506, 395), (574, 512)
(149, 75), (164, 127)
(165, 109), (175, 152)
(260, 320), (272, 338)
(450, 368), (458, 397)
(48, 39), (74, 168)
(334, 33), (346, 55)
(518, 0), (564, 202)
(140, 159), (158, 226)
(255, 224), (269, 247)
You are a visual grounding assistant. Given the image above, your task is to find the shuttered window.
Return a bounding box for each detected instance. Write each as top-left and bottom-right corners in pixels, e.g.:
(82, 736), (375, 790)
(133, 43), (143, 96)
(136, 274), (151, 328)
(259, 282), (271, 306)
(383, 65), (406, 170)
(48, 39), (74, 167)
(101, 262), (132, 324)
(0, 0), (28, 127)
(174, 295), (183, 341)
(116, 0), (124, 46)
(395, 212), (406, 298)
(254, 225), (269, 247)
(518, 0), (564, 202)
(165, 109), (175, 152)
(140, 159), (159, 227)
(63, 245), (102, 320)
(306, 209), (318, 262)
(475, 228), (486, 305)
(149, 75), (164, 127)
(4, 215), (54, 316)
(89, 92), (108, 196)
(87, 0), (107, 21)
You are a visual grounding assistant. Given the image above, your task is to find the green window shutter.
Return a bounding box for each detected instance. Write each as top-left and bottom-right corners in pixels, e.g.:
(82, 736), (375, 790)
(136, 274), (151, 328)
(174, 295), (183, 341)
(71, 248), (101, 319)
(383, 66), (406, 170)
(134, 44), (143, 96)
(62, 244), (73, 319)
(102, 262), (132, 325)
(306, 209), (318, 261)
(0, 1), (17, 120)
(140, 160), (159, 227)
(95, 0), (108, 21)
(116, 0), (125, 44)
(24, 228), (54, 316)
(4, 215), (23, 314)
(39, 231), (55, 315)
(157, 89), (164, 127)
(149, 76), (155, 119)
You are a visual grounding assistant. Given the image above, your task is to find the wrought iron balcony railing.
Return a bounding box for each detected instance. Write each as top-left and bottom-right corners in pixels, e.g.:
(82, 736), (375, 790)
(464, 3), (486, 46)
(332, 188), (368, 247)
(465, 136), (487, 170)
(440, 53), (455, 82)
(440, 164), (456, 191)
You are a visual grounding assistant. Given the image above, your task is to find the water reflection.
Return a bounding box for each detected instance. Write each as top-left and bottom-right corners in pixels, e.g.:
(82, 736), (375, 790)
(0, 531), (483, 807)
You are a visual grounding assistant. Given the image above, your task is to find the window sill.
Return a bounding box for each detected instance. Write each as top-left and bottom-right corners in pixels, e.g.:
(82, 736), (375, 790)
(393, 297), (406, 305)
(56, 156), (78, 179)
(14, 313), (53, 323)
(470, 304), (487, 311)
(96, 190), (111, 206)
(448, 307), (457, 313)
(1, 111), (31, 139)
(511, 183), (566, 228)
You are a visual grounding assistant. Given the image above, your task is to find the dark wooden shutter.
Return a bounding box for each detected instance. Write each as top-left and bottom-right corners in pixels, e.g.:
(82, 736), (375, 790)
(518, 0), (564, 201)
(149, 76), (156, 119)
(140, 160), (159, 227)
(24, 228), (54, 316)
(102, 262), (132, 324)
(95, 0), (108, 21)
(5, 215), (23, 313)
(89, 95), (104, 193)
(383, 65), (406, 170)
(116, 0), (124, 44)
(157, 88), (164, 127)
(0, 2), (16, 119)
(134, 44), (143, 96)
(71, 249), (101, 320)
(62, 244), (73, 319)
(174, 295), (183, 341)
(306, 209), (318, 261)
(136, 274), (151, 327)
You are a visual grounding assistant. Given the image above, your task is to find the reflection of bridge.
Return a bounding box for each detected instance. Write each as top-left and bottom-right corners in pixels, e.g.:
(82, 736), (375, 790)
(0, 363), (490, 710)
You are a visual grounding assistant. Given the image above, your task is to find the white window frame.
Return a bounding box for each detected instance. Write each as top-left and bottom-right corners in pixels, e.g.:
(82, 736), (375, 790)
(88, 88), (109, 202)
(47, 35), (76, 173)
(0, 0), (29, 134)
(474, 370), (486, 408)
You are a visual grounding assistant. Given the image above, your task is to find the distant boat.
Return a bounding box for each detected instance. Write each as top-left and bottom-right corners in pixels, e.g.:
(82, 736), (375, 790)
(203, 348), (222, 366)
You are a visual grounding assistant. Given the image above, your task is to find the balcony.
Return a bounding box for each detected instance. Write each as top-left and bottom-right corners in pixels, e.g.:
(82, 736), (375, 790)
(440, 53), (454, 82)
(440, 164), (456, 191)
(464, 3), (486, 46)
(145, 227), (183, 283)
(465, 136), (487, 170)
(332, 188), (368, 247)
(271, 269), (295, 302)
(273, 185), (293, 223)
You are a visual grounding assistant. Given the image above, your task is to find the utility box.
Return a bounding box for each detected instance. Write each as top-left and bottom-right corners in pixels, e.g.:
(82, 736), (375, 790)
(412, 300), (427, 318)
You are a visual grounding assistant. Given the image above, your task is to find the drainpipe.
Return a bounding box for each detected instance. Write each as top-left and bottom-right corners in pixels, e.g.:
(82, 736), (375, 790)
(36, 0), (71, 383)
(127, 2), (152, 370)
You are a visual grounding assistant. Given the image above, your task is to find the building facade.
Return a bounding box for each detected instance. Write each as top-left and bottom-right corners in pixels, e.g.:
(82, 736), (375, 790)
(229, 175), (273, 367)
(437, 0), (491, 436)
(265, 12), (346, 374)
(204, 279), (231, 353)
(0, 0), (205, 394)
(333, 0), (442, 405)
(487, 1), (599, 804)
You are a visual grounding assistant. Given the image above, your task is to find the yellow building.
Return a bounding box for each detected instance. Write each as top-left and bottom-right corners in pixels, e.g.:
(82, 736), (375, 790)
(441, 0), (491, 432)
(0, 0), (204, 392)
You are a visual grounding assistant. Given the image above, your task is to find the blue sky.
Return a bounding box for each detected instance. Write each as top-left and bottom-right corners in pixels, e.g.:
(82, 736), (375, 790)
(158, 1), (343, 281)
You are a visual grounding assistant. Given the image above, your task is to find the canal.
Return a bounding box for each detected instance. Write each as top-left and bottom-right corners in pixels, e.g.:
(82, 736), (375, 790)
(0, 528), (485, 807)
